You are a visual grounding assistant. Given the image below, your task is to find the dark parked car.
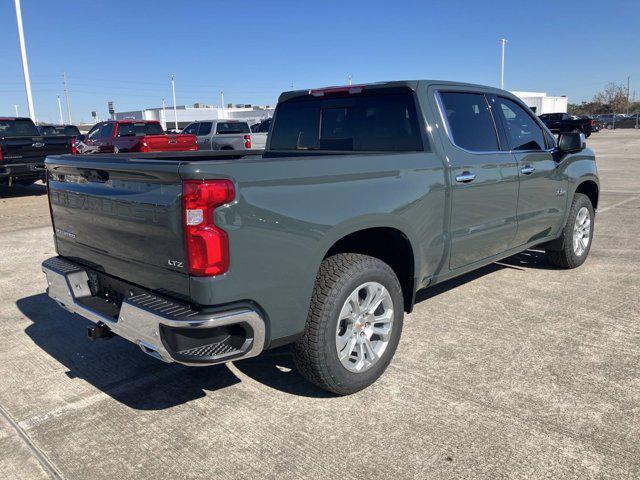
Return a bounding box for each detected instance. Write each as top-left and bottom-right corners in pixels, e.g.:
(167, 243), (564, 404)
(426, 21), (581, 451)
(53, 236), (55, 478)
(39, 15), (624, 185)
(0, 117), (75, 187)
(539, 113), (593, 137)
(38, 124), (81, 137)
(42, 80), (598, 394)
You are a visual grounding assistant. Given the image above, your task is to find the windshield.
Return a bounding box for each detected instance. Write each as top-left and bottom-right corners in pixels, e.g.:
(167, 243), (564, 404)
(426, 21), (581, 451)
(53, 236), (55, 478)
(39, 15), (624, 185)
(0, 119), (40, 137)
(269, 90), (423, 151)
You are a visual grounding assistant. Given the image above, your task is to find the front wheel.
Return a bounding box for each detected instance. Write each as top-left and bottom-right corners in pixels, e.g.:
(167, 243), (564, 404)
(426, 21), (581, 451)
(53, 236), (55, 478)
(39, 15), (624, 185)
(293, 253), (404, 395)
(546, 193), (594, 268)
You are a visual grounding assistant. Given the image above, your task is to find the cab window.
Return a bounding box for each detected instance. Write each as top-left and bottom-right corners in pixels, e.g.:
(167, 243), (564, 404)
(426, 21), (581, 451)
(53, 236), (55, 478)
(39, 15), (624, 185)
(439, 92), (499, 152)
(182, 123), (198, 135)
(87, 124), (103, 140)
(198, 122), (213, 136)
(495, 97), (546, 151)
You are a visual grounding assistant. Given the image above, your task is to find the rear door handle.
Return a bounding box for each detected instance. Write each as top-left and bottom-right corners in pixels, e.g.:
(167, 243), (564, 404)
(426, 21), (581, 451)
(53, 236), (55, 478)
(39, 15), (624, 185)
(521, 165), (535, 175)
(455, 171), (476, 183)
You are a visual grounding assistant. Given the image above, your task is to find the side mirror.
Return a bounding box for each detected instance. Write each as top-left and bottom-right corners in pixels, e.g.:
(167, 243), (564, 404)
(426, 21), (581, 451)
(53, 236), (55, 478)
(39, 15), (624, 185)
(557, 132), (586, 154)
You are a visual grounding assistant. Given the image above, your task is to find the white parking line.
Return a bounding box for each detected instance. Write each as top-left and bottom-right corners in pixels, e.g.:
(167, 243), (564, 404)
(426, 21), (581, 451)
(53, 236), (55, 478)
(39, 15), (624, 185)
(598, 196), (639, 213)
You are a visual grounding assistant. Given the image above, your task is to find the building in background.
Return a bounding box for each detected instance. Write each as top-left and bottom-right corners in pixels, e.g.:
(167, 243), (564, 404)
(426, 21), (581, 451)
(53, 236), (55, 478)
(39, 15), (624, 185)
(511, 91), (568, 115)
(115, 103), (274, 130)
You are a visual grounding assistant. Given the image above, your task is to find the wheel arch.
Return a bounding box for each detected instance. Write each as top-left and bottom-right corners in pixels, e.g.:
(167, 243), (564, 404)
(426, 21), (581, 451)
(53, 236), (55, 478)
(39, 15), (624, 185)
(321, 225), (418, 313)
(575, 179), (599, 210)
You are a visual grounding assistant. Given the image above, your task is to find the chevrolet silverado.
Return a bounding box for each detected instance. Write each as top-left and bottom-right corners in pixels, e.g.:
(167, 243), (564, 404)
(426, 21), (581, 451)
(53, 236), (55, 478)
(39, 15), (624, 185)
(42, 81), (599, 395)
(1, 117), (75, 187)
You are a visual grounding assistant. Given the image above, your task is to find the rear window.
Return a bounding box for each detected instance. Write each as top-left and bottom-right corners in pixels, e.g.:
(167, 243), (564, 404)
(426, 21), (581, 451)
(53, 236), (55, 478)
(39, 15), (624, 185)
(39, 125), (80, 136)
(216, 122), (250, 134)
(269, 91), (423, 151)
(0, 119), (39, 137)
(118, 122), (164, 136)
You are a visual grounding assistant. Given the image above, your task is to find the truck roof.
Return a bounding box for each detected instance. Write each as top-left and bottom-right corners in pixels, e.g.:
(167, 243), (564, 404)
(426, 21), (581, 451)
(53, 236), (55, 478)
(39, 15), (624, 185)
(278, 80), (509, 102)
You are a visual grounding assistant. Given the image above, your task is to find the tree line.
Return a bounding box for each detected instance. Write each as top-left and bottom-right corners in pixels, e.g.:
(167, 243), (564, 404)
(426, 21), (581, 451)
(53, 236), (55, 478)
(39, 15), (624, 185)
(568, 82), (638, 115)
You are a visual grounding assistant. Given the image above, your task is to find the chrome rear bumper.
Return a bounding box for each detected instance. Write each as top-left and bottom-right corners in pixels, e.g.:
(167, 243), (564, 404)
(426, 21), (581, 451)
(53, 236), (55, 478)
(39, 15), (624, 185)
(41, 257), (265, 366)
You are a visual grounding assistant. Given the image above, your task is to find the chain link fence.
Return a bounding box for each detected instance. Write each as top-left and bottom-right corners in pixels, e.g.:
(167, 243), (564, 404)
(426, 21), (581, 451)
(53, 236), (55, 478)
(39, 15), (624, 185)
(590, 113), (640, 130)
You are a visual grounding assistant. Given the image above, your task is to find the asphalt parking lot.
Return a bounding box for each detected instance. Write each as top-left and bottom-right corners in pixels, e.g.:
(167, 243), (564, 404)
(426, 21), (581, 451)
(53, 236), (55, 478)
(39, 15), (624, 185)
(1, 129), (639, 480)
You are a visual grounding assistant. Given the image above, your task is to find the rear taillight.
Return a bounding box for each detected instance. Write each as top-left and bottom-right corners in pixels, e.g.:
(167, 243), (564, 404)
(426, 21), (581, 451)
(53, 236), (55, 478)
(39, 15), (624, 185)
(182, 179), (235, 276)
(244, 134), (251, 149)
(0, 146), (3, 162)
(590, 120), (596, 126)
(70, 137), (78, 154)
(139, 139), (150, 152)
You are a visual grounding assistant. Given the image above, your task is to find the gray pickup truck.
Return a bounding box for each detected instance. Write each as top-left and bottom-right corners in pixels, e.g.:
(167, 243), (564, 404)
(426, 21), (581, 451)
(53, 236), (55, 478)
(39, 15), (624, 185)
(41, 80), (598, 395)
(181, 120), (264, 151)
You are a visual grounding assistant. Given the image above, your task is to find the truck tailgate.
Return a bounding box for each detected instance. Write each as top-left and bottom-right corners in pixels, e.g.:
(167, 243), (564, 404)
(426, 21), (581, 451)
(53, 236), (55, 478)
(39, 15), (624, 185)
(145, 134), (197, 152)
(46, 155), (190, 298)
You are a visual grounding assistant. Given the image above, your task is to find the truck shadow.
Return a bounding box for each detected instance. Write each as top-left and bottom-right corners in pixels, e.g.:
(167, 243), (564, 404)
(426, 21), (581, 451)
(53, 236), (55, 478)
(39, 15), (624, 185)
(16, 250), (554, 408)
(17, 294), (330, 410)
(0, 182), (47, 198)
(415, 249), (555, 304)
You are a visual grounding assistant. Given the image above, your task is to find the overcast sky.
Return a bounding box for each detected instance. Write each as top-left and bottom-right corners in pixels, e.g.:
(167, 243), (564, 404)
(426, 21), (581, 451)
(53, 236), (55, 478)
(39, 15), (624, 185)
(1, 0), (638, 123)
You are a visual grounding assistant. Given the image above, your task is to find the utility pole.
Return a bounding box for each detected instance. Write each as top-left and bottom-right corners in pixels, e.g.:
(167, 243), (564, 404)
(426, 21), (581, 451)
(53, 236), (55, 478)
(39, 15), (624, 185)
(626, 75), (631, 115)
(56, 95), (64, 124)
(170, 74), (178, 131)
(348, 74), (352, 85)
(499, 38), (507, 90)
(62, 72), (72, 124)
(161, 98), (167, 130)
(14, 0), (35, 120)
(14, 105), (19, 116)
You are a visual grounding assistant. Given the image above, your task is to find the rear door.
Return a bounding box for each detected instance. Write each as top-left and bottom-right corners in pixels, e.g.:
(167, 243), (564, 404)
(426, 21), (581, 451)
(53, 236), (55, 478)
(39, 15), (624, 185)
(196, 122), (213, 149)
(491, 95), (566, 245)
(433, 88), (519, 269)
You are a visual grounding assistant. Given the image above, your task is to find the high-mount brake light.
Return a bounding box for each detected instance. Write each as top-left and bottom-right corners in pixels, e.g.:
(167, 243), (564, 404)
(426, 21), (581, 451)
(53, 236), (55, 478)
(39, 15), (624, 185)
(244, 134), (251, 149)
(182, 179), (235, 276)
(309, 85), (365, 97)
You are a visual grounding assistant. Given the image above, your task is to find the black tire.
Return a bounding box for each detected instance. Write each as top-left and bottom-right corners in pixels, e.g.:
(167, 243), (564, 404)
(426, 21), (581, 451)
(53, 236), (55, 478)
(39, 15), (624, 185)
(546, 193), (594, 268)
(293, 253), (404, 395)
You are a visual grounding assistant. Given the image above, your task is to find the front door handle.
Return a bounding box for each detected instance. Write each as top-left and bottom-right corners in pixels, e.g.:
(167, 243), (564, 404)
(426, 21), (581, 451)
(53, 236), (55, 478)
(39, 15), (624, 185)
(521, 165), (535, 175)
(455, 171), (476, 183)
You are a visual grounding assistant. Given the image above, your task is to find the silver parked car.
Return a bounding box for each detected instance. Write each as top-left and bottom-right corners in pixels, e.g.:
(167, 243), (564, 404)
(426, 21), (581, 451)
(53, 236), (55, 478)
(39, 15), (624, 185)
(182, 120), (262, 151)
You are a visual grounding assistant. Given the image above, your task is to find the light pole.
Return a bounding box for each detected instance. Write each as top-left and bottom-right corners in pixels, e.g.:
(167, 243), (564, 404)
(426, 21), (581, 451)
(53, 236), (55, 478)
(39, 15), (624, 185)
(13, 0), (35, 120)
(348, 74), (352, 86)
(170, 74), (178, 131)
(56, 95), (64, 124)
(62, 72), (72, 123)
(14, 105), (19, 116)
(161, 98), (167, 130)
(500, 38), (507, 90)
(627, 76), (631, 115)
(220, 90), (224, 109)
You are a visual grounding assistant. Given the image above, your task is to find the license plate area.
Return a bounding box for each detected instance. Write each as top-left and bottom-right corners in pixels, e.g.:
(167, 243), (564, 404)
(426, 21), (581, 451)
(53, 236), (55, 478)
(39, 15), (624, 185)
(76, 270), (149, 321)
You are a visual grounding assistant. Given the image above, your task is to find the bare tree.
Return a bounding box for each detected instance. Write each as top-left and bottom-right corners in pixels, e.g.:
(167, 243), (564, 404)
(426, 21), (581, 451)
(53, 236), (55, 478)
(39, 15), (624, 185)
(593, 83), (628, 113)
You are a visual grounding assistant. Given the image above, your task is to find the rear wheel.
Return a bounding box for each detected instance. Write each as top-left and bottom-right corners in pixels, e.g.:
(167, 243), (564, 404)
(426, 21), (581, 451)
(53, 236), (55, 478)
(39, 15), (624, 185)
(293, 253), (404, 395)
(546, 193), (594, 268)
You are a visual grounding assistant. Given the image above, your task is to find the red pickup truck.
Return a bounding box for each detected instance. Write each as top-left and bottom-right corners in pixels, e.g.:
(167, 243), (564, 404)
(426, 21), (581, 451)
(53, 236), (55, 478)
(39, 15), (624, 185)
(76, 120), (197, 154)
